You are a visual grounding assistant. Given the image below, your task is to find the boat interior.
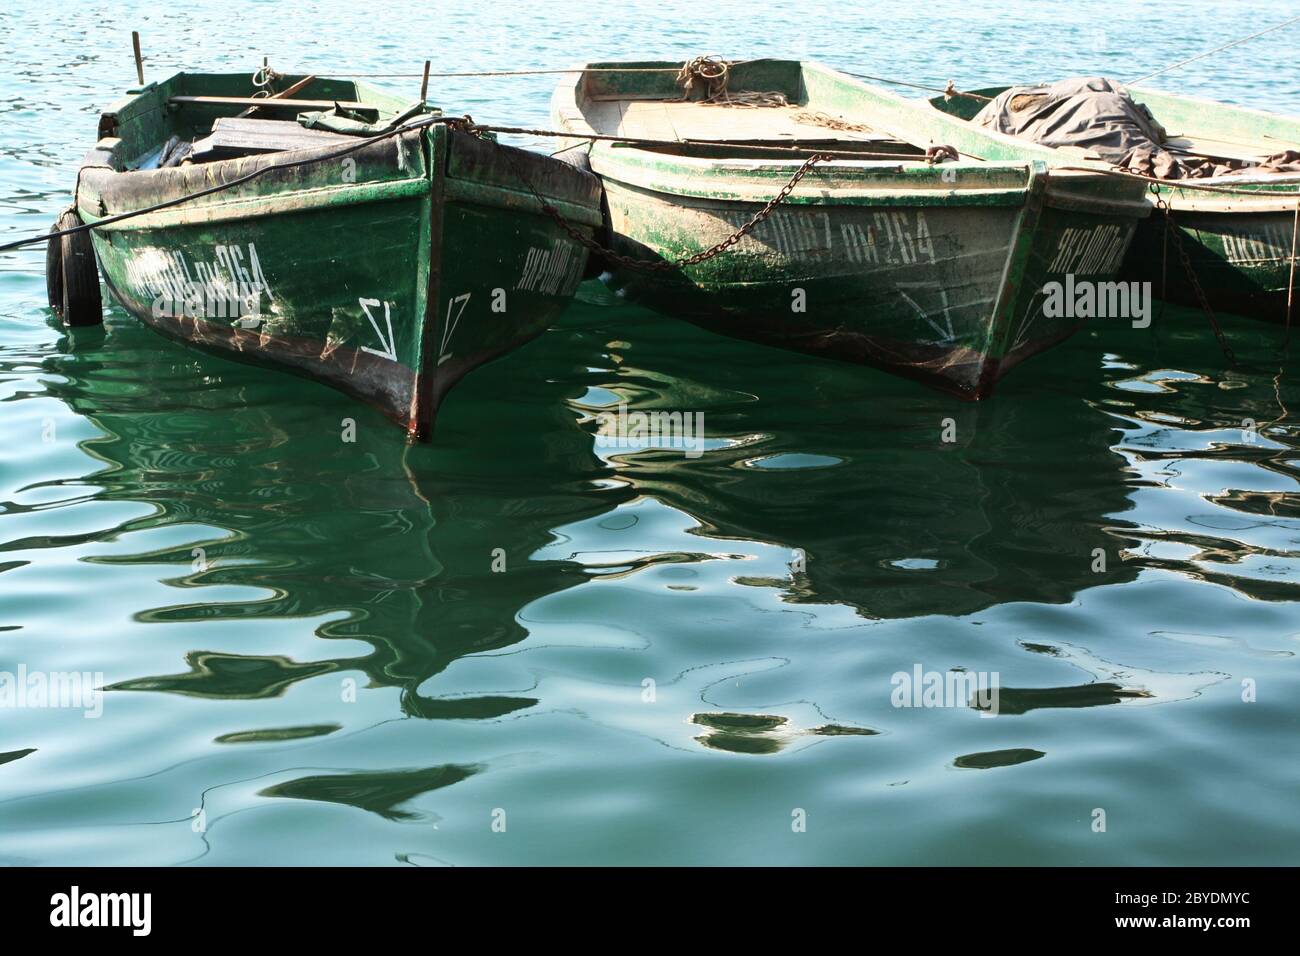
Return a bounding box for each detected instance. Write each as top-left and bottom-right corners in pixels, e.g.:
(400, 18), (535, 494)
(928, 85), (1300, 174)
(96, 73), (424, 172)
(569, 59), (929, 160)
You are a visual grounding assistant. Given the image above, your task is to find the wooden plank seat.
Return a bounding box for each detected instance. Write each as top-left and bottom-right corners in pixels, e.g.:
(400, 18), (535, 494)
(188, 117), (356, 162)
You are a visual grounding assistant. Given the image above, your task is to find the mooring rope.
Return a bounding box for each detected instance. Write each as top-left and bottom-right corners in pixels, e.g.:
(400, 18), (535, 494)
(1055, 164), (1300, 198)
(843, 72), (991, 103)
(138, 58), (998, 106)
(1, 114), (461, 252)
(1130, 14), (1300, 85)
(250, 64), (281, 98)
(1286, 186), (1299, 344)
(0, 117), (943, 254)
(478, 122), (927, 159)
(166, 65), (749, 79)
(321, 62), (995, 105)
(12, 112), (1297, 257)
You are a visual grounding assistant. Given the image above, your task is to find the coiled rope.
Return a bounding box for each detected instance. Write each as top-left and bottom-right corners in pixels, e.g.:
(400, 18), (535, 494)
(675, 55), (790, 107)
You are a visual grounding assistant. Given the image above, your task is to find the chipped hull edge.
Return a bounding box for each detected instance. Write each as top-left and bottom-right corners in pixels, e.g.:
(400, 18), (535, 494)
(83, 127), (601, 441)
(601, 178), (1139, 397)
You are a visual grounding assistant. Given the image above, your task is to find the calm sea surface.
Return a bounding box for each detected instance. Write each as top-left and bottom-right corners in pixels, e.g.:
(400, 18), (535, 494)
(2, 0), (1299, 865)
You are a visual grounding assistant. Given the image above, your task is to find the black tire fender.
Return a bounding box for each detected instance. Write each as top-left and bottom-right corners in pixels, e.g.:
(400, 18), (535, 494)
(45, 222), (63, 312)
(552, 148), (614, 280)
(53, 206), (103, 327)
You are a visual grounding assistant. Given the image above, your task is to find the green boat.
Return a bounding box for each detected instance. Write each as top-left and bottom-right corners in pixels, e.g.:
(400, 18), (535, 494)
(926, 83), (1300, 323)
(54, 70), (604, 440)
(552, 59), (1151, 398)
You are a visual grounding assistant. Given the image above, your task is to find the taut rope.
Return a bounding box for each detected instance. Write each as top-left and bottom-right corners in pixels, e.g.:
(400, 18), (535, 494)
(1130, 14), (1300, 85)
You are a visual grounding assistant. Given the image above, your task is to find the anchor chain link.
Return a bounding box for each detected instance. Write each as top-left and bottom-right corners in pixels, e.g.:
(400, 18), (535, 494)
(483, 128), (830, 274)
(1150, 181), (1235, 365)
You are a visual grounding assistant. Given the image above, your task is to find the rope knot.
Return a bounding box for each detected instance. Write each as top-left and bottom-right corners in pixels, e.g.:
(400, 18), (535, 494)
(252, 64), (281, 99)
(677, 55), (732, 101)
(675, 56), (789, 108)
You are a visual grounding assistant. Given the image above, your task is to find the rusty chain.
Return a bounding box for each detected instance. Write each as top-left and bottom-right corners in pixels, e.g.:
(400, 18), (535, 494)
(487, 129), (831, 274)
(1150, 181), (1235, 365)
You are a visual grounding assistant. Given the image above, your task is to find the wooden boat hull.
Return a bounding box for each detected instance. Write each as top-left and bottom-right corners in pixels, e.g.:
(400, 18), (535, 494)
(927, 86), (1300, 324)
(1124, 193), (1300, 322)
(76, 74), (603, 439)
(600, 175), (1144, 396)
(555, 61), (1149, 397)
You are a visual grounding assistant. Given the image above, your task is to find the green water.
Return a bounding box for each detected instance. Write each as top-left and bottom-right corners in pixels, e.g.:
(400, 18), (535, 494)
(2, 0), (1299, 865)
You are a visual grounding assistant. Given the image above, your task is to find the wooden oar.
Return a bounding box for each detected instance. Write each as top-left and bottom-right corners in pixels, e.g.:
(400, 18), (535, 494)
(238, 75), (319, 119)
(170, 95), (364, 110)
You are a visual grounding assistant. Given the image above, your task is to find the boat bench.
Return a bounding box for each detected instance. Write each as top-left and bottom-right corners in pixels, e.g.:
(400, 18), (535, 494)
(189, 117), (356, 161)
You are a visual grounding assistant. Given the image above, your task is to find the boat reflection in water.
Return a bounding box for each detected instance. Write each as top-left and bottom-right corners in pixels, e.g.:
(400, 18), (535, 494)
(42, 304), (621, 727)
(567, 306), (1147, 623)
(36, 287), (1295, 796)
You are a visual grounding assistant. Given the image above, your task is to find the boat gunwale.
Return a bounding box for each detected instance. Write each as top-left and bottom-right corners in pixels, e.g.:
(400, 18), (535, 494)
(77, 71), (608, 443)
(77, 126), (430, 220)
(554, 59), (1151, 217)
(593, 166), (1034, 209)
(78, 159), (605, 231)
(94, 72), (418, 171)
(79, 75), (607, 232)
(554, 59), (1054, 179)
(931, 81), (1300, 135)
(922, 82), (1300, 214)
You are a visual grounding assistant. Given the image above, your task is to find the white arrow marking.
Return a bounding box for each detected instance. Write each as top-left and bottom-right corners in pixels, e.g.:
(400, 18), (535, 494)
(438, 292), (472, 365)
(359, 297), (398, 361)
(1012, 295), (1045, 351)
(897, 283), (956, 345)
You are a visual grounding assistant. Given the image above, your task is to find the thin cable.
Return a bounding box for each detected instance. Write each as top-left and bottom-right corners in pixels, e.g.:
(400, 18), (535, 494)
(142, 64), (747, 79)
(1285, 185), (1299, 348)
(0, 114), (456, 253)
(1130, 14), (1300, 85)
(842, 71), (991, 102)
(1055, 164), (1300, 197)
(1, 121), (942, 254)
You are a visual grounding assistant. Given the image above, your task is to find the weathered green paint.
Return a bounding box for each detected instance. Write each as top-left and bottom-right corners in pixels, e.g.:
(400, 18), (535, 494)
(77, 72), (603, 439)
(927, 85), (1300, 322)
(552, 60), (1151, 397)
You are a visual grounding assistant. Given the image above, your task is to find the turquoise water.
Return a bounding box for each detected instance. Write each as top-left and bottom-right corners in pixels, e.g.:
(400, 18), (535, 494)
(2, 0), (1299, 865)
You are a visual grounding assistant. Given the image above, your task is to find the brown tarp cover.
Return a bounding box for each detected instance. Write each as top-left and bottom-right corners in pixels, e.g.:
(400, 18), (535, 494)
(972, 77), (1300, 179)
